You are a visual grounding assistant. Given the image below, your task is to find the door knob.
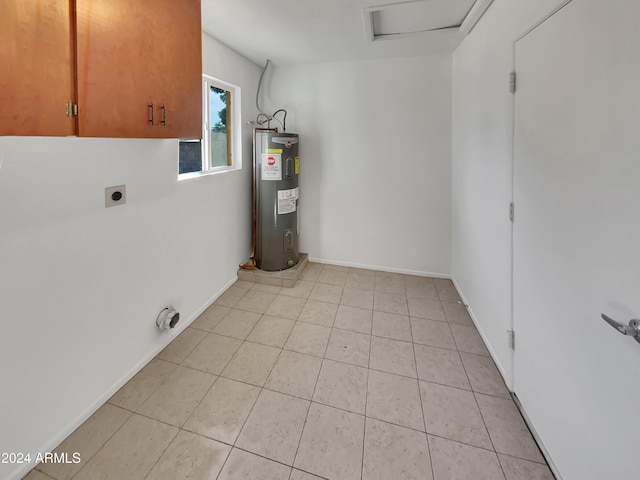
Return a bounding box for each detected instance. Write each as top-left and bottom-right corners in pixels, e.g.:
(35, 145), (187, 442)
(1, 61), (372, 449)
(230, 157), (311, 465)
(601, 314), (640, 343)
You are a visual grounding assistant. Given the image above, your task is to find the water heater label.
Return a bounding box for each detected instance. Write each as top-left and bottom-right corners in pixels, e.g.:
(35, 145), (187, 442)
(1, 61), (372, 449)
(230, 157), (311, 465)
(278, 187), (299, 215)
(295, 156), (300, 175)
(262, 153), (282, 180)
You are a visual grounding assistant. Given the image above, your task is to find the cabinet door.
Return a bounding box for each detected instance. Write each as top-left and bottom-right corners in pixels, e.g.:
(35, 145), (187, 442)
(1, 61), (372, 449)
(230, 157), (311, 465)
(75, 0), (202, 138)
(0, 0), (75, 136)
(151, 0), (203, 139)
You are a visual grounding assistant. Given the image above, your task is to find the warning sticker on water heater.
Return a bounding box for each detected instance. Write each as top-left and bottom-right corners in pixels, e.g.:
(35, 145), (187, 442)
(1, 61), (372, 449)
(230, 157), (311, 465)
(278, 187), (299, 215)
(262, 153), (282, 180)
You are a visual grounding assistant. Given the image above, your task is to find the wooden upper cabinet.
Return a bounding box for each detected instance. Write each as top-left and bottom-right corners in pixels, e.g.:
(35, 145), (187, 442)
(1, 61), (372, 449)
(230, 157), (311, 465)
(0, 0), (201, 138)
(0, 0), (76, 136)
(75, 0), (202, 138)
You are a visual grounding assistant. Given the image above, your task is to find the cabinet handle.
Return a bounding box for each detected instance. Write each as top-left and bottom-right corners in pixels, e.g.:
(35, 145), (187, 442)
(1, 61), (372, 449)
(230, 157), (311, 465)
(148, 103), (154, 125)
(161, 104), (166, 126)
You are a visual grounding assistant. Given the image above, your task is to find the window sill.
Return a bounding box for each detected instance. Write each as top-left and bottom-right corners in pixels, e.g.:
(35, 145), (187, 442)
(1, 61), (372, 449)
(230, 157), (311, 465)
(178, 165), (242, 181)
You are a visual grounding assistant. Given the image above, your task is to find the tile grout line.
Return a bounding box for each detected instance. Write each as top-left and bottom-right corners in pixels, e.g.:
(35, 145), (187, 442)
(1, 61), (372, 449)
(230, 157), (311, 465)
(157, 325), (209, 364)
(407, 277), (436, 480)
(62, 407), (136, 480)
(461, 349), (507, 478)
(495, 453), (511, 480)
(425, 432), (503, 454)
(231, 445), (312, 473)
(213, 373), (265, 476)
(289, 359), (324, 474)
(140, 423), (182, 480)
(29, 468), (57, 480)
(360, 299), (374, 480)
(176, 362), (223, 427)
(425, 434), (437, 480)
(118, 368), (513, 447)
(164, 318), (252, 453)
(209, 323), (288, 478)
(214, 445), (291, 479)
(492, 450), (553, 467)
(289, 273), (330, 476)
(107, 358), (180, 413)
(261, 301), (306, 392)
(191, 302), (235, 333)
(181, 335), (241, 379)
(213, 281), (253, 309)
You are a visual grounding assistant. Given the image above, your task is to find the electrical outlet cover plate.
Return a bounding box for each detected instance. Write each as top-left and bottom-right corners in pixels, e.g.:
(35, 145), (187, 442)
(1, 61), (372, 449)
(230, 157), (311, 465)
(105, 185), (126, 208)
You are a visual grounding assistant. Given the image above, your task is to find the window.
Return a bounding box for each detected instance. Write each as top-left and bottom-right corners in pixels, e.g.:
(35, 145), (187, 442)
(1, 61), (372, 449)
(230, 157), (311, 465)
(179, 75), (241, 177)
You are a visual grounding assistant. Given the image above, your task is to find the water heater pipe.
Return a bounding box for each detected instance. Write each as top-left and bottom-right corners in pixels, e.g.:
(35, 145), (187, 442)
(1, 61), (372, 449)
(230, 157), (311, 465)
(255, 59), (287, 132)
(256, 59), (271, 116)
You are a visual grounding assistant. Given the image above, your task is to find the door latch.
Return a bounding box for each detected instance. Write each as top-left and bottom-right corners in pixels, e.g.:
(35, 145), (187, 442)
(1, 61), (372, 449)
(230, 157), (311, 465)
(601, 314), (640, 343)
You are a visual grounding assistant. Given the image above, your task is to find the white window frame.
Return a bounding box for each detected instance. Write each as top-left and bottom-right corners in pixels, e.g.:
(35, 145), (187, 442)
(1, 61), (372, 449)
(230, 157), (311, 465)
(179, 74), (242, 179)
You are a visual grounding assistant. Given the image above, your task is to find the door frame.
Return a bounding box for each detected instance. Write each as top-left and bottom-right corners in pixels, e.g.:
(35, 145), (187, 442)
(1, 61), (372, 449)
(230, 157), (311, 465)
(509, 0), (573, 393)
(508, 2), (573, 478)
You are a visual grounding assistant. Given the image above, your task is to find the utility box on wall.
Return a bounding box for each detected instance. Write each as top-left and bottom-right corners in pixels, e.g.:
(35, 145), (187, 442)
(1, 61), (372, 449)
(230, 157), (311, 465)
(254, 131), (300, 271)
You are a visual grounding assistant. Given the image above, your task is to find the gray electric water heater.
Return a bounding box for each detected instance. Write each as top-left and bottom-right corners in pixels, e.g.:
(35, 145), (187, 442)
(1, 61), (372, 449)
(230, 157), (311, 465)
(254, 131), (300, 271)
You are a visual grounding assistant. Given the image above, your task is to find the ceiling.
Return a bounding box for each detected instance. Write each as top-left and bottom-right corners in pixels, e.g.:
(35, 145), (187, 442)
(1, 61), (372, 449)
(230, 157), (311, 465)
(201, 0), (483, 66)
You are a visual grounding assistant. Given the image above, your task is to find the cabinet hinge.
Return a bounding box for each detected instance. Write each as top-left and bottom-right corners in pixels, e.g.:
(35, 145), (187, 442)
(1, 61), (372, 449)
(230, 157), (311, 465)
(509, 202), (515, 222)
(508, 329), (515, 350)
(509, 71), (516, 94)
(66, 101), (78, 118)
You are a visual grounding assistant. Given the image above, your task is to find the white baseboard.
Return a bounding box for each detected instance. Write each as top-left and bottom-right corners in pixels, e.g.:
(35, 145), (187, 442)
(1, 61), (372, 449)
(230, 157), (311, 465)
(308, 257), (451, 279)
(9, 276), (238, 480)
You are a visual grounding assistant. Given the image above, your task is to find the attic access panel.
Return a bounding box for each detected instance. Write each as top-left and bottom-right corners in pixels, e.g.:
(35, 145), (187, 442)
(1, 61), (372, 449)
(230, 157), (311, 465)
(364, 0), (477, 41)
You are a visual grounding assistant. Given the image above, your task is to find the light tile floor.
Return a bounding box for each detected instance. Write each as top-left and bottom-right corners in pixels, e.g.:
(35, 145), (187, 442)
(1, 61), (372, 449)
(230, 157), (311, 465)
(25, 264), (555, 480)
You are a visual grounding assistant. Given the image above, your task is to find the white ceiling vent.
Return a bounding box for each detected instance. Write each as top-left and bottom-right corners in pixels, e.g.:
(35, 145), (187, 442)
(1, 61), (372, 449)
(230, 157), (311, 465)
(363, 0), (492, 43)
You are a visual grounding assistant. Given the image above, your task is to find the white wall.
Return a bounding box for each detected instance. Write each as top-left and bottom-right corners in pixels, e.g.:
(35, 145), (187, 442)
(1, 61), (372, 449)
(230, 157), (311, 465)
(0, 33), (260, 480)
(266, 56), (453, 276)
(451, 0), (568, 386)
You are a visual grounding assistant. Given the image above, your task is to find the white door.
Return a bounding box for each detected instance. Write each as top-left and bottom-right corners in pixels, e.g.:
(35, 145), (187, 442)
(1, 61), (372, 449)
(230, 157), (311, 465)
(513, 1), (640, 479)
